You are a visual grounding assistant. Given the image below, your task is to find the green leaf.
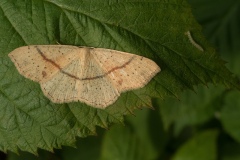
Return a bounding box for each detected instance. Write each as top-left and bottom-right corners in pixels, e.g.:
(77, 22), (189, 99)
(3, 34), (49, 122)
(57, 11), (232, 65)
(219, 140), (240, 160)
(100, 109), (165, 160)
(100, 125), (139, 160)
(158, 84), (225, 135)
(59, 134), (103, 160)
(188, 0), (240, 150)
(7, 150), (56, 160)
(172, 130), (218, 160)
(7, 132), (103, 160)
(220, 91), (240, 143)
(188, 0), (240, 54)
(0, 0), (238, 153)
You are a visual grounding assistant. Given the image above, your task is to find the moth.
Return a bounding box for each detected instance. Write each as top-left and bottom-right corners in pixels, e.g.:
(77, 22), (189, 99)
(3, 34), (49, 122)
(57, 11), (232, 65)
(9, 45), (160, 108)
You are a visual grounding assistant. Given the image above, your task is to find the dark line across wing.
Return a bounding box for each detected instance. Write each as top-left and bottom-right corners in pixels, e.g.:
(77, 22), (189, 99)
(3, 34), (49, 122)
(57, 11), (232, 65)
(35, 46), (135, 81)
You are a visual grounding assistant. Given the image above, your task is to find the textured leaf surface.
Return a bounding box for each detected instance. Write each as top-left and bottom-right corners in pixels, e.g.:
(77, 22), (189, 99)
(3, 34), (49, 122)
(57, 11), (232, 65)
(8, 135), (103, 160)
(188, 0), (240, 54)
(189, 0), (240, 147)
(0, 0), (238, 153)
(8, 150), (54, 160)
(172, 130), (218, 160)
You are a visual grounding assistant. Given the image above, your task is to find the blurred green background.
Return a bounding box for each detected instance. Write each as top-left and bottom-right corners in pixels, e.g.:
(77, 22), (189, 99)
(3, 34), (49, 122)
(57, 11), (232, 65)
(1, 0), (240, 159)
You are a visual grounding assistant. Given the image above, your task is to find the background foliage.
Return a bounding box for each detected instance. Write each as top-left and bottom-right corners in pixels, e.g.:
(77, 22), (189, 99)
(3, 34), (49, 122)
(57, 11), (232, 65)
(0, 0), (240, 159)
